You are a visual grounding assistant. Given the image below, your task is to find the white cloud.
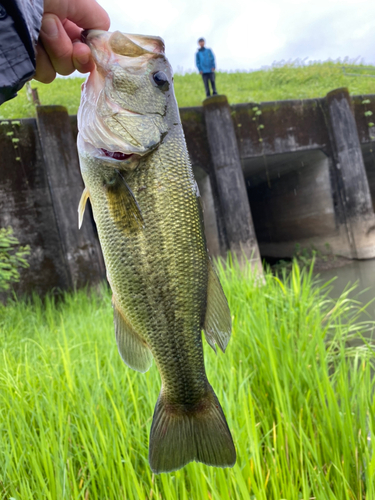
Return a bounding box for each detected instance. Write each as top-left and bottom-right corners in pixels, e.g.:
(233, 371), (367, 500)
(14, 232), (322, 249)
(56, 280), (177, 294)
(97, 0), (375, 72)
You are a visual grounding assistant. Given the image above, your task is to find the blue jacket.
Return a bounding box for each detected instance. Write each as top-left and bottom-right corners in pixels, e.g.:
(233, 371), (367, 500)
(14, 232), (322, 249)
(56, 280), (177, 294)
(196, 47), (215, 74)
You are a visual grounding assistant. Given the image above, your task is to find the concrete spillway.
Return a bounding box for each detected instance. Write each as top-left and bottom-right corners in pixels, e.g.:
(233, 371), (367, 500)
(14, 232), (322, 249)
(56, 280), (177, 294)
(182, 88), (375, 265)
(1, 88), (375, 294)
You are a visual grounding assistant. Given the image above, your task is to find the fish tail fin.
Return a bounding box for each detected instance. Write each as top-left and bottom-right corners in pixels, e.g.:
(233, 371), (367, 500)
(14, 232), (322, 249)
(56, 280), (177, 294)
(148, 384), (236, 474)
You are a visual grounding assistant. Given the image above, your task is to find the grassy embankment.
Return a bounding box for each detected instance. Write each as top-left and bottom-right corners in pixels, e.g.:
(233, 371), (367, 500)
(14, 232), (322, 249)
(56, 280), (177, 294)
(1, 260), (375, 499)
(1, 61), (375, 120)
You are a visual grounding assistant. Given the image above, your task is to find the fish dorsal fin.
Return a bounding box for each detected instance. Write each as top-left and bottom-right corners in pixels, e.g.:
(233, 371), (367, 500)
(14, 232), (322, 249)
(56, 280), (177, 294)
(203, 261), (232, 353)
(105, 170), (144, 234)
(78, 187), (90, 229)
(113, 299), (153, 373)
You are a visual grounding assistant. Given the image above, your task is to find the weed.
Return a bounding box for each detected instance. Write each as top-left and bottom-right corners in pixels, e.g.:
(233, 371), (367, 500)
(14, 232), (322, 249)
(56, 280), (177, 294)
(0, 260), (374, 498)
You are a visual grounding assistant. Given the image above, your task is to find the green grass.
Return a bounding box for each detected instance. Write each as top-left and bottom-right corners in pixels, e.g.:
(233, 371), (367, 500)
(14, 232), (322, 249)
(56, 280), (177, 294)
(1, 260), (375, 499)
(1, 61), (375, 120)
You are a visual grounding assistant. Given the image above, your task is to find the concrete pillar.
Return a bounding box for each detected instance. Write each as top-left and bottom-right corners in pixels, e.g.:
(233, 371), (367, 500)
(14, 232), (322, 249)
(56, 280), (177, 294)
(326, 88), (375, 259)
(193, 165), (221, 257)
(36, 105), (105, 288)
(202, 95), (262, 270)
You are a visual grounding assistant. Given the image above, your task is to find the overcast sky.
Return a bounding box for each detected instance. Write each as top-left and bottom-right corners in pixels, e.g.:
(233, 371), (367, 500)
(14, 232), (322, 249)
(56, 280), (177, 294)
(100, 0), (375, 73)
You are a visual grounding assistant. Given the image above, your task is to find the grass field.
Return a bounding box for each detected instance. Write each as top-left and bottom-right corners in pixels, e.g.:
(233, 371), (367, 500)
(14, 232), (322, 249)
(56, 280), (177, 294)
(1, 61), (375, 120)
(1, 260), (375, 499)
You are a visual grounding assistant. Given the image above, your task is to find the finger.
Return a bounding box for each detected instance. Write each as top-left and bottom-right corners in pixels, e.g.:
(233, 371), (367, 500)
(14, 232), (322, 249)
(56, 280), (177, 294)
(63, 18), (82, 41)
(39, 14), (75, 76)
(34, 41), (56, 83)
(63, 19), (96, 74)
(72, 41), (96, 73)
(44, 0), (110, 31)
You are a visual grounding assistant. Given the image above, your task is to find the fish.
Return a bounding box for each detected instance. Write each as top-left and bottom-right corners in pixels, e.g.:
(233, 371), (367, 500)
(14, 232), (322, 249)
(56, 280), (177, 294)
(77, 29), (236, 474)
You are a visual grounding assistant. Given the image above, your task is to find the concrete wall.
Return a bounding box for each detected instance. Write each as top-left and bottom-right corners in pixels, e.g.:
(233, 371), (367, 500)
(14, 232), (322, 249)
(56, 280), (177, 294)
(0, 118), (69, 295)
(0, 108), (105, 298)
(362, 143), (375, 212)
(2, 90), (375, 295)
(231, 90), (375, 260)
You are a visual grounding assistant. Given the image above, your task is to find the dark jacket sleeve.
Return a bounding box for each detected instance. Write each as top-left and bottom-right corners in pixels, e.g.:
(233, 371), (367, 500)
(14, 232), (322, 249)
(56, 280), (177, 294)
(0, 0), (43, 105)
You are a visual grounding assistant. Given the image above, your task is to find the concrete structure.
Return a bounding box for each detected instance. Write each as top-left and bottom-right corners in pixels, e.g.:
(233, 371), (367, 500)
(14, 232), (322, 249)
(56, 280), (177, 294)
(0, 106), (105, 298)
(181, 88), (375, 261)
(202, 95), (262, 270)
(228, 89), (375, 260)
(2, 88), (375, 295)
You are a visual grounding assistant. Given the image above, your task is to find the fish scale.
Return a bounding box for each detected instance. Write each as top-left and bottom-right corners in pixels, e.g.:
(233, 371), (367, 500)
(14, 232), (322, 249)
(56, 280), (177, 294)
(98, 136), (207, 398)
(77, 29), (236, 473)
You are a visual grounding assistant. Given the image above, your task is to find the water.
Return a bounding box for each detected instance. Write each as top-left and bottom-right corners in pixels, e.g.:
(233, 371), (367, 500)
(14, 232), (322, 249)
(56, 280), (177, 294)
(318, 259), (375, 328)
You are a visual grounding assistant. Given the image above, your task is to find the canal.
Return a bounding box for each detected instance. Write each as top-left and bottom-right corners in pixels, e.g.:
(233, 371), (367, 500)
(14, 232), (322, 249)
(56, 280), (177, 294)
(319, 259), (375, 335)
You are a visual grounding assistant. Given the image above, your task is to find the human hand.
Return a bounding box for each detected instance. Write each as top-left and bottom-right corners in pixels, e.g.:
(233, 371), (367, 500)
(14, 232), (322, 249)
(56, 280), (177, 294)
(35, 0), (110, 83)
(200, 71), (203, 75)
(212, 68), (215, 72)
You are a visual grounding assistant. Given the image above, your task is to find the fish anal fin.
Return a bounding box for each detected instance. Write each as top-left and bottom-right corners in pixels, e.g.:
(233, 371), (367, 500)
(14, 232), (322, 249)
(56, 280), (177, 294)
(113, 300), (152, 373)
(149, 384), (236, 473)
(78, 187), (90, 229)
(203, 261), (232, 353)
(106, 170), (144, 234)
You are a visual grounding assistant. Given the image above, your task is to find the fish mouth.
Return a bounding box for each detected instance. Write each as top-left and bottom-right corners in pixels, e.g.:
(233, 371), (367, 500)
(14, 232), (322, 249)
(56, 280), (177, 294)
(92, 144), (139, 165)
(80, 30), (165, 62)
(77, 133), (140, 165)
(100, 149), (134, 161)
(81, 30), (90, 44)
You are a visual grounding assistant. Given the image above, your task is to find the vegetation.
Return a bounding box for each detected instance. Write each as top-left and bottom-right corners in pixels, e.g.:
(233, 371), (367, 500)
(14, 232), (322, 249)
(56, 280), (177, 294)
(271, 243), (339, 272)
(0, 227), (30, 292)
(1, 61), (375, 120)
(1, 259), (374, 499)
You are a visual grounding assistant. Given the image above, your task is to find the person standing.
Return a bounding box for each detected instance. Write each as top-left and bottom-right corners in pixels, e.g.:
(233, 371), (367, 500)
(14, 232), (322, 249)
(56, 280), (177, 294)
(195, 37), (217, 98)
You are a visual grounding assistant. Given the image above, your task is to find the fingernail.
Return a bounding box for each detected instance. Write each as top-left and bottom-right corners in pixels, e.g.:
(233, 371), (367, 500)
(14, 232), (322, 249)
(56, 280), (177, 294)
(42, 16), (58, 38)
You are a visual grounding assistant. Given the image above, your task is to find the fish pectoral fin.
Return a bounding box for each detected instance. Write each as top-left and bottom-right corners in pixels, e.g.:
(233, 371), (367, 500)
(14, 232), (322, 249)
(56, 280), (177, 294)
(78, 187), (90, 229)
(113, 300), (152, 373)
(106, 170), (144, 233)
(203, 261), (232, 353)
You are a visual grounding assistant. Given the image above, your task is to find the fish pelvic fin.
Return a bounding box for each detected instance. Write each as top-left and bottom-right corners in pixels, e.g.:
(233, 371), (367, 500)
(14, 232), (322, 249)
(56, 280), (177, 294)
(148, 384), (236, 474)
(78, 187), (90, 229)
(113, 299), (153, 373)
(203, 260), (232, 353)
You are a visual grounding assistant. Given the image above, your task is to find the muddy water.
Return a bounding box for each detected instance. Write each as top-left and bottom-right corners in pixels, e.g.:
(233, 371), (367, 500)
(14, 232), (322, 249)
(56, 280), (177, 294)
(318, 259), (375, 329)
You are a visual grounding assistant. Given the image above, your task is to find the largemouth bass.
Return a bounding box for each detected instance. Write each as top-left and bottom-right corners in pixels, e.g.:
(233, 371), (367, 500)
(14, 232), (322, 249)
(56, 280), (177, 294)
(77, 30), (236, 473)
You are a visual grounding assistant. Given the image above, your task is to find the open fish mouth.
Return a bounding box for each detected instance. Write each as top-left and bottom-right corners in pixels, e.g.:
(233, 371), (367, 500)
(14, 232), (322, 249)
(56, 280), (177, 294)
(100, 149), (135, 161)
(90, 142), (139, 165)
(81, 30), (90, 44)
(76, 132), (139, 165)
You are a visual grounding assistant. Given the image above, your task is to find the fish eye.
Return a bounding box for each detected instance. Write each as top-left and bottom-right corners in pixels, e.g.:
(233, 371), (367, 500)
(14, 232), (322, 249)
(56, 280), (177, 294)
(152, 71), (169, 91)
